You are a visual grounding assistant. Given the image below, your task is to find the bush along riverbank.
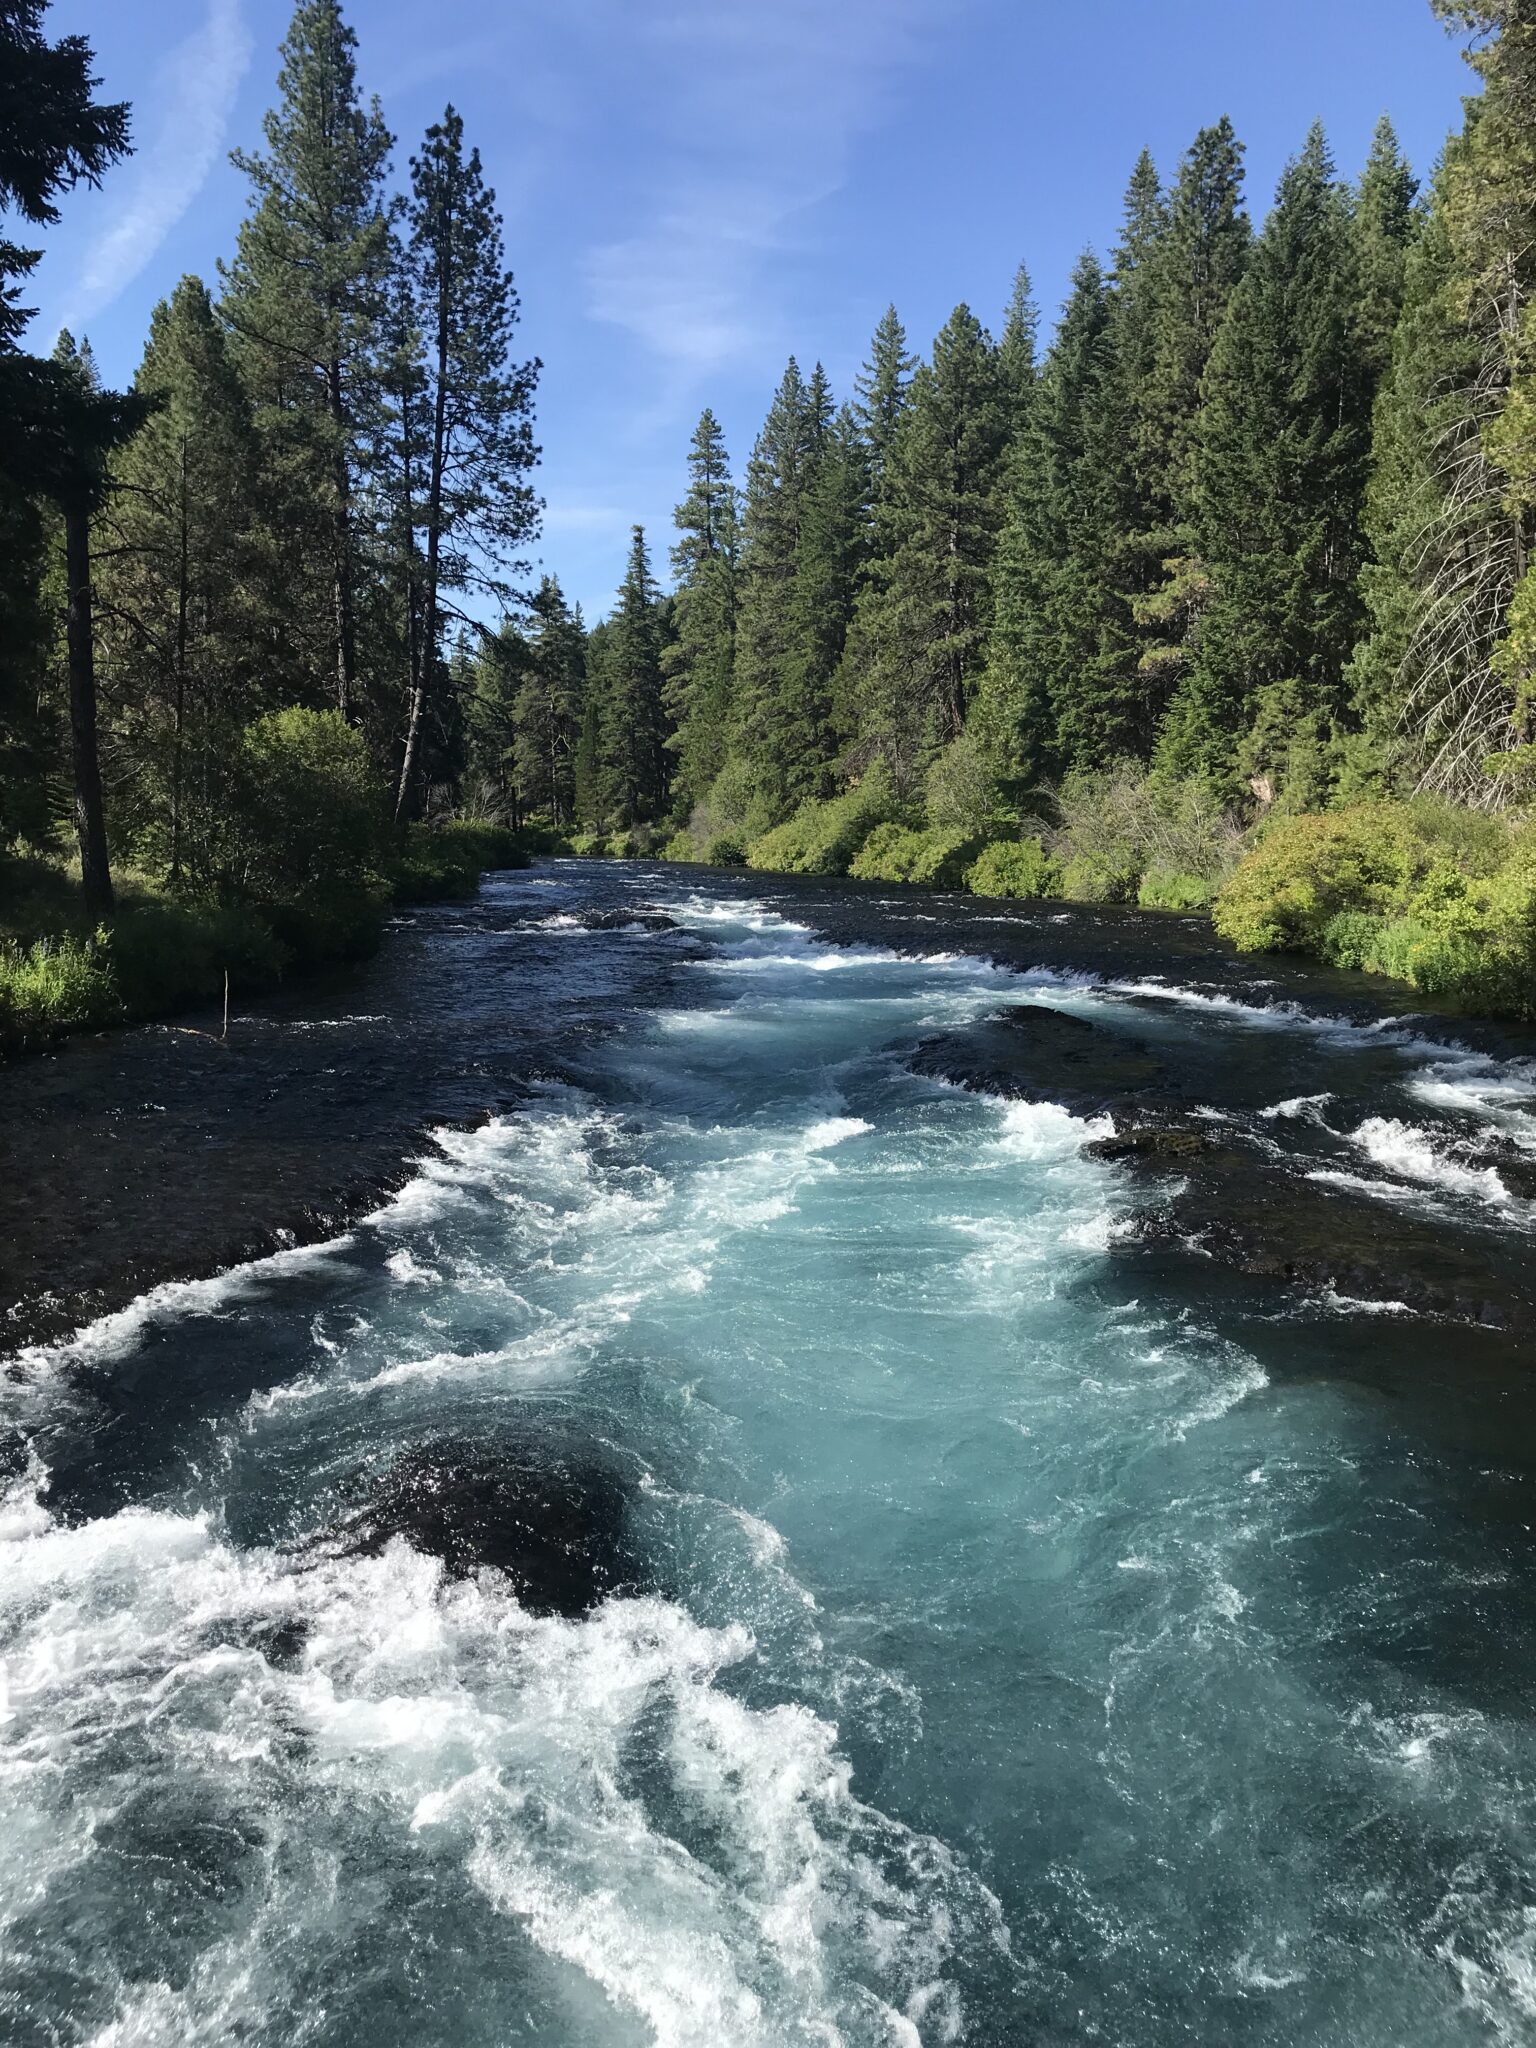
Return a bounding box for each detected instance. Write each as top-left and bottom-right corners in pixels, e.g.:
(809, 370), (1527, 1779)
(0, 712), (556, 1057)
(577, 764), (1536, 1022)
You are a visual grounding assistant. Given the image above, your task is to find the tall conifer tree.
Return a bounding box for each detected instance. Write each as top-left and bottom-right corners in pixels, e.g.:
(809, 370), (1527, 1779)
(851, 306), (1009, 783)
(394, 105), (540, 817)
(601, 527), (668, 822)
(95, 278), (257, 881)
(221, 0), (394, 724)
(1162, 126), (1370, 793)
(512, 576), (584, 825)
(664, 409), (739, 816)
(854, 307), (916, 496)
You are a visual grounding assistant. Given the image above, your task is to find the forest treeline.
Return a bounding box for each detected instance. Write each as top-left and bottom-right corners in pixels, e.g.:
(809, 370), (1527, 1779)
(4, 0), (1536, 1038)
(478, 0), (1535, 1014)
(0, 0), (547, 1047)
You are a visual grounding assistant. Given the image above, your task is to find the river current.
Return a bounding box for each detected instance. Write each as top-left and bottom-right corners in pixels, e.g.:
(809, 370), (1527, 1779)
(5, 863), (1536, 2045)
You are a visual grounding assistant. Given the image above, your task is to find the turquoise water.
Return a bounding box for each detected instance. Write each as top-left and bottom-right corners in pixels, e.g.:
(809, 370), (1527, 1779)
(4, 871), (1536, 2045)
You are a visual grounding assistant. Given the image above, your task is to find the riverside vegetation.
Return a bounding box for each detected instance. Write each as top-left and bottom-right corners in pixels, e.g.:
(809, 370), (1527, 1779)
(5, 0), (1536, 1048)
(544, 0), (1536, 1020)
(0, 4), (544, 1051)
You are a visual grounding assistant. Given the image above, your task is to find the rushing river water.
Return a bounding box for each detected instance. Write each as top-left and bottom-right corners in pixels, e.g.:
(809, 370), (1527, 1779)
(5, 864), (1536, 2046)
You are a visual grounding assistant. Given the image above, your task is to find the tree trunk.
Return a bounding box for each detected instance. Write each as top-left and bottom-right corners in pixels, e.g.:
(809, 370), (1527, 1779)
(170, 431), (190, 883)
(65, 496), (115, 922)
(396, 242), (453, 824)
(328, 355), (357, 722)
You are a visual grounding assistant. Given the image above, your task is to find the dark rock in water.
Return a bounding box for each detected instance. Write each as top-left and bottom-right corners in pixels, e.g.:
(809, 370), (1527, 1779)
(907, 1003), (1171, 1120)
(1087, 1126), (1211, 1162)
(580, 908), (677, 932)
(1134, 1145), (1536, 1331)
(336, 1435), (635, 1617)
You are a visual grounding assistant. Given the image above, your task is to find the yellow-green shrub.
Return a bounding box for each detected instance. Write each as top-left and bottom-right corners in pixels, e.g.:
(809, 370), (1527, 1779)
(0, 931), (118, 1050)
(746, 769), (903, 876)
(965, 837), (1062, 899)
(1137, 868), (1215, 912)
(1061, 852), (1140, 903)
(848, 825), (983, 887)
(1215, 803), (1536, 1015)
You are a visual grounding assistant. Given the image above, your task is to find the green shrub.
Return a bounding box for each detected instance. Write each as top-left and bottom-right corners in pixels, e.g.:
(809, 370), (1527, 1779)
(1137, 868), (1215, 912)
(746, 767), (903, 876)
(387, 821), (530, 904)
(1053, 763), (1245, 896)
(0, 931), (119, 1051)
(231, 708), (386, 906)
(701, 833), (748, 867)
(1213, 805), (1501, 954)
(1061, 852), (1140, 903)
(1215, 803), (1536, 1016)
(925, 730), (1009, 836)
(661, 830), (697, 863)
(964, 837), (1062, 899)
(849, 824), (983, 888)
(568, 831), (607, 857)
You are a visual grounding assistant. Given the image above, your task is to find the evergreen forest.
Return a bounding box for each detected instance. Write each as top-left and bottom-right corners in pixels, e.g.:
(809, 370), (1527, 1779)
(5, 0), (1536, 1044)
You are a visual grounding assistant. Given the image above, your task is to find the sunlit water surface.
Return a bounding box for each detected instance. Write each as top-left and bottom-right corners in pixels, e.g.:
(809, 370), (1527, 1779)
(5, 870), (1536, 2046)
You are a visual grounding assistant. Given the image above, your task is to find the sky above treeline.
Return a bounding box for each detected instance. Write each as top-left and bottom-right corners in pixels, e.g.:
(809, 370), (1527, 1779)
(33, 0), (1477, 621)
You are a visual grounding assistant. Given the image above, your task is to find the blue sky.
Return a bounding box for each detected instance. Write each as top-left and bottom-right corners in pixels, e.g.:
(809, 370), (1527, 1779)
(31, 0), (1477, 620)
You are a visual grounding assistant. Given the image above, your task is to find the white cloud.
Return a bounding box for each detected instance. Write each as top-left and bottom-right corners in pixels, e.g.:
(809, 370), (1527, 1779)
(582, 0), (947, 374)
(56, 0), (253, 333)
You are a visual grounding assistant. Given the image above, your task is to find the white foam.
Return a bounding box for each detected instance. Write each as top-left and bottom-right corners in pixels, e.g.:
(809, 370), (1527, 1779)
(1261, 1092), (1336, 1123)
(0, 1478), (1003, 2048)
(4, 1235), (354, 1387)
(1348, 1118), (1526, 1215)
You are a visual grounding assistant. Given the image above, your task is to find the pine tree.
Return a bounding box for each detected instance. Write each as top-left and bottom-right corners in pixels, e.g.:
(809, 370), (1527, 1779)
(1144, 120), (1251, 516)
(463, 619), (527, 816)
(395, 104), (541, 818)
(1162, 125), (1370, 794)
(94, 278), (257, 881)
(731, 357), (823, 816)
(1437, 1), (1536, 792)
(573, 617), (609, 829)
(48, 331), (149, 917)
(601, 527), (668, 823)
(221, 0), (394, 724)
(998, 263), (1040, 434)
(981, 255), (1136, 786)
(663, 408), (738, 817)
(513, 576), (585, 825)
(1353, 115), (1421, 388)
(1350, 184), (1479, 786)
(1115, 120), (1252, 726)
(784, 401), (866, 800)
(0, 5), (133, 890)
(854, 306), (915, 495)
(1352, 7), (1536, 801)
(851, 305), (1009, 784)
(0, 2), (129, 354)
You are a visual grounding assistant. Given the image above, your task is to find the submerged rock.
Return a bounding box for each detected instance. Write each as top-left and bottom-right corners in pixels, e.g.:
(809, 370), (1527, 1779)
(907, 1003), (1171, 1119)
(335, 1434), (636, 1617)
(1129, 1141), (1536, 1331)
(1086, 1126), (1211, 1162)
(904, 1003), (1536, 1332)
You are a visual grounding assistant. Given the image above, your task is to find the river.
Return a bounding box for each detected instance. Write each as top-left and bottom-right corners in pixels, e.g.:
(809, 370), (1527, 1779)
(4, 861), (1536, 2045)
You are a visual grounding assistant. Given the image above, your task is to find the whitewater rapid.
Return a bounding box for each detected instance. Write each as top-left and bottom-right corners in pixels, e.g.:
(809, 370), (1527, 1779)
(4, 871), (1536, 2046)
